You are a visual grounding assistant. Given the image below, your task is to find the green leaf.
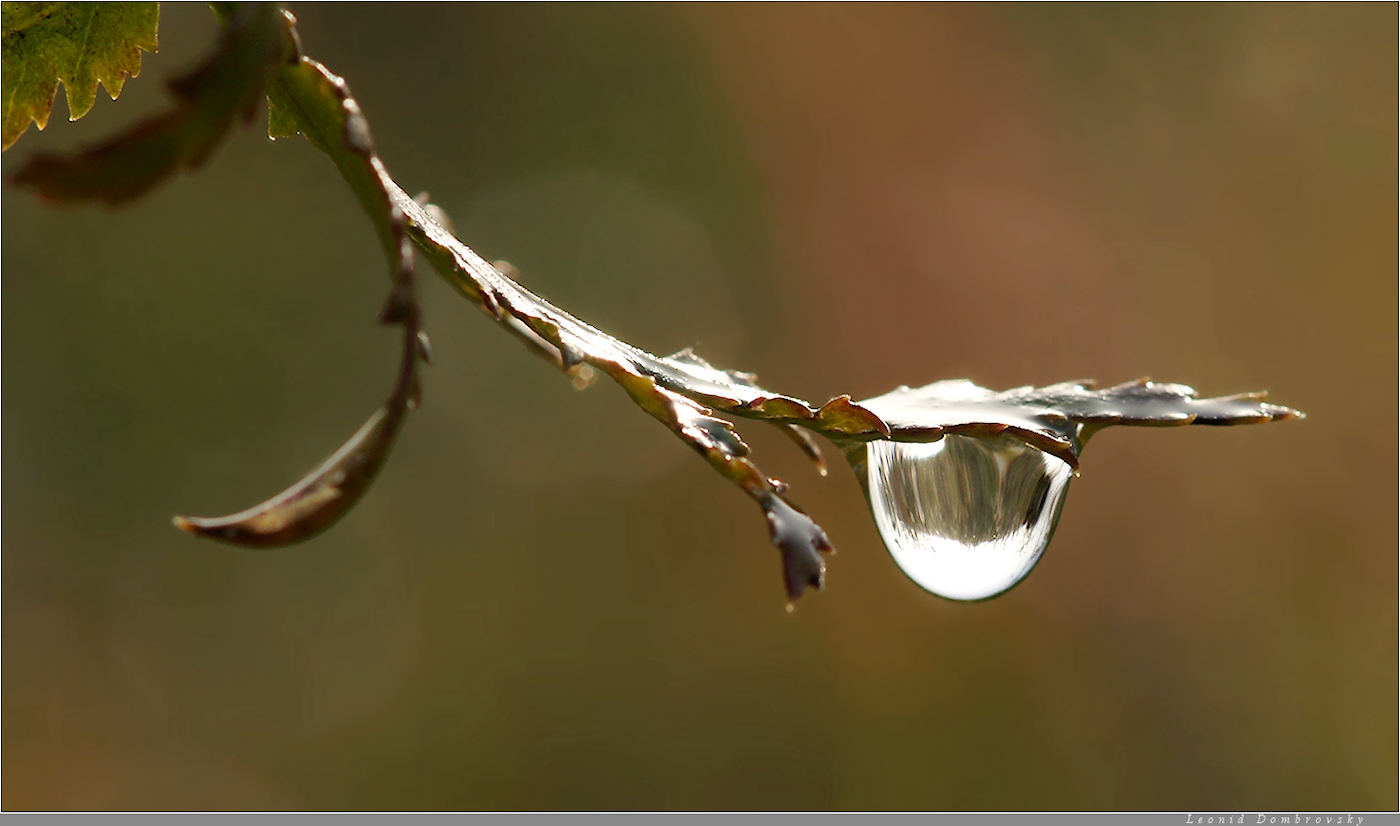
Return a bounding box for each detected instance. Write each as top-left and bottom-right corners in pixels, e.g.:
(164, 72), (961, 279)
(265, 83), (299, 139)
(10, 3), (283, 205)
(1, 1), (158, 150)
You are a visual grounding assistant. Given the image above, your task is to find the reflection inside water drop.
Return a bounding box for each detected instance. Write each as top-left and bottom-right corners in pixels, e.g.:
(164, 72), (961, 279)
(866, 434), (1073, 601)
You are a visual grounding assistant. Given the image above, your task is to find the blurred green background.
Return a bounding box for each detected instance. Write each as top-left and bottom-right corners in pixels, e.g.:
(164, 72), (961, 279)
(3, 2), (1395, 811)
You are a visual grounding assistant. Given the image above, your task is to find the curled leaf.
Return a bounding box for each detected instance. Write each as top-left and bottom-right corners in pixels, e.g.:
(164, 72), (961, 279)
(176, 257), (423, 547)
(176, 31), (428, 549)
(10, 3), (282, 204)
(176, 235), (423, 547)
(173, 398), (408, 547)
(854, 377), (1304, 469)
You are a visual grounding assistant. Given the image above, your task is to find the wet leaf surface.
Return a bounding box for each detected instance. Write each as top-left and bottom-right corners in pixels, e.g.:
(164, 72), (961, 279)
(855, 377), (1304, 469)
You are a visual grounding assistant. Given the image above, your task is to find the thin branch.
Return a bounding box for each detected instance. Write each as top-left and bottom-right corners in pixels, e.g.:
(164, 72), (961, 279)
(263, 23), (837, 601)
(257, 8), (1301, 601)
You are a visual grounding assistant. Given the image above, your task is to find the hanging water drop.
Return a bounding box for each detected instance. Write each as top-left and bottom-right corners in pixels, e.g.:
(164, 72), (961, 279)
(865, 434), (1073, 601)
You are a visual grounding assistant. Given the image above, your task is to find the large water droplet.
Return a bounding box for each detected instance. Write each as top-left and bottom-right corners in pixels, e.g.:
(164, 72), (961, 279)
(866, 434), (1073, 601)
